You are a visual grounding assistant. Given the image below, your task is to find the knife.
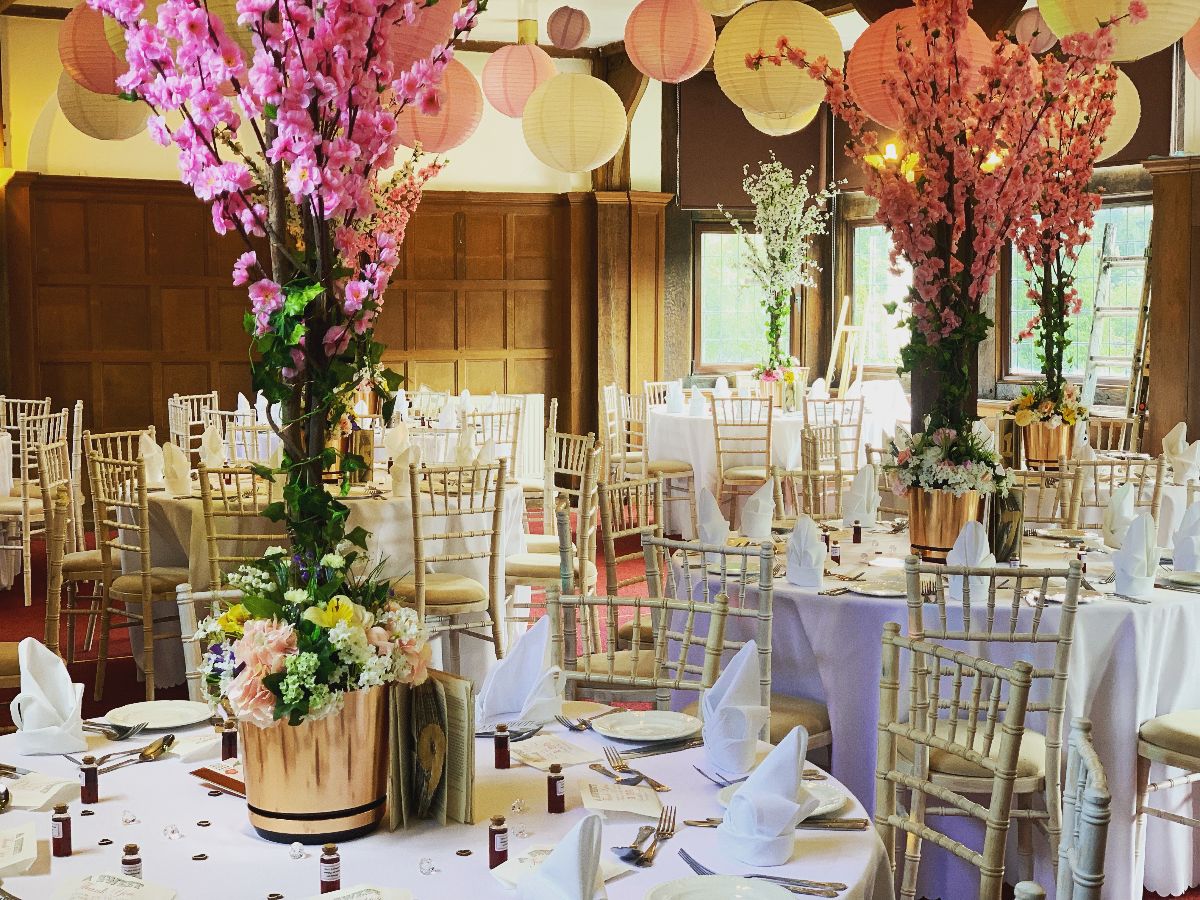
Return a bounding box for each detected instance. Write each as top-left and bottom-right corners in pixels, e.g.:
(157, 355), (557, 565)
(0, 763), (31, 777)
(621, 737), (704, 759)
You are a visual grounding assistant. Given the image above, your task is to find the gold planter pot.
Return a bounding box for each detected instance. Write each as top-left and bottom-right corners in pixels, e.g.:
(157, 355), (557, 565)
(239, 684), (388, 844)
(1021, 421), (1075, 471)
(908, 487), (985, 563)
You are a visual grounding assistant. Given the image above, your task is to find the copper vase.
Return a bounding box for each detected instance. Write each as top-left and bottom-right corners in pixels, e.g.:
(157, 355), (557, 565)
(239, 684), (388, 844)
(1021, 421), (1075, 471)
(908, 487), (985, 563)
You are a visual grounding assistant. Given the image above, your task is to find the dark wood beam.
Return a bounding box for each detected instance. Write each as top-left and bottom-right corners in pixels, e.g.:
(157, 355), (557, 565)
(3, 4), (69, 18)
(455, 39), (596, 60)
(593, 49), (649, 192)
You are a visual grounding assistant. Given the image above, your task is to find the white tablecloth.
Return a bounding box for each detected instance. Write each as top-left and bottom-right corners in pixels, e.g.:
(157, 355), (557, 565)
(675, 529), (1200, 898)
(0, 720), (894, 900)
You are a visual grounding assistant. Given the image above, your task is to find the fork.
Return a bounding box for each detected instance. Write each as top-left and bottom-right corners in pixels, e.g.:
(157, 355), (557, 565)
(555, 715), (587, 732)
(693, 765), (827, 788)
(83, 720), (147, 741)
(677, 848), (842, 896)
(605, 747), (670, 792)
(635, 805), (676, 867)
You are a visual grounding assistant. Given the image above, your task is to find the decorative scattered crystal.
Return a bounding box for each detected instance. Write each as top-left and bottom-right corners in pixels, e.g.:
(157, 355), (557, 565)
(288, 842), (307, 860)
(514, 821), (531, 839)
(162, 824), (183, 841)
(509, 799), (527, 814)
(418, 857), (437, 875)
(121, 810), (139, 825)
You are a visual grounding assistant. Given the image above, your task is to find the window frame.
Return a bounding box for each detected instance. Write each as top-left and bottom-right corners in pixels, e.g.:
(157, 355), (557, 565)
(842, 214), (912, 374)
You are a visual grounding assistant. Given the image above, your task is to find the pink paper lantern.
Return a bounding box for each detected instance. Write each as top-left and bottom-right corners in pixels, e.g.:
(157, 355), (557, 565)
(59, 3), (126, 96)
(846, 7), (991, 131)
(547, 5), (591, 50)
(482, 44), (557, 118)
(1012, 7), (1058, 54)
(387, 0), (462, 74)
(624, 0), (716, 85)
(395, 58), (482, 153)
(1186, 18), (1200, 81)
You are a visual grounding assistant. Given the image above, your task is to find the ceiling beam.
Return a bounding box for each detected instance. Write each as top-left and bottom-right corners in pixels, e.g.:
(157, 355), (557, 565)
(3, 4), (69, 18)
(456, 39), (596, 60)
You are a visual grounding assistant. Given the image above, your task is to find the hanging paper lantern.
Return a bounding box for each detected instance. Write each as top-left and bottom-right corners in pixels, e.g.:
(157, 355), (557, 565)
(852, 0), (1023, 35)
(57, 72), (148, 140)
(714, 1), (842, 118)
(700, 0), (747, 14)
(743, 105), (819, 136)
(1097, 68), (1141, 162)
(624, 0), (716, 84)
(395, 58), (482, 153)
(1040, 0), (1200, 63)
(482, 43), (557, 118)
(547, 5), (591, 50)
(387, 0), (462, 73)
(105, 0), (254, 60)
(846, 8), (990, 131)
(522, 73), (627, 173)
(59, 4), (126, 95)
(1185, 18), (1200, 81)
(1012, 7), (1058, 54)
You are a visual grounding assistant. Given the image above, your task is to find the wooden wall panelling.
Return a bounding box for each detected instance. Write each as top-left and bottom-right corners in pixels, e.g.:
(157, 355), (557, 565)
(595, 192), (632, 398)
(628, 193), (672, 392)
(563, 193), (598, 435)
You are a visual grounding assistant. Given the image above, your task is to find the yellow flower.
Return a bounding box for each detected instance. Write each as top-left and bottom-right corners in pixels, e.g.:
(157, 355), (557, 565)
(783, 369), (795, 384)
(217, 603), (252, 637)
(1014, 409), (1036, 427)
(302, 595), (360, 629)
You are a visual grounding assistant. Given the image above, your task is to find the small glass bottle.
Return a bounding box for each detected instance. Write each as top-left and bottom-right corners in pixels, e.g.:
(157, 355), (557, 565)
(830, 540), (842, 565)
(494, 724), (510, 769)
(319, 843), (341, 894)
(852, 520), (862, 544)
(221, 721), (238, 761)
(1076, 550), (1087, 575)
(121, 843), (142, 879)
(488, 815), (509, 869)
(822, 532), (830, 549)
(79, 756), (98, 805)
(51, 804), (71, 857)
(547, 763), (565, 814)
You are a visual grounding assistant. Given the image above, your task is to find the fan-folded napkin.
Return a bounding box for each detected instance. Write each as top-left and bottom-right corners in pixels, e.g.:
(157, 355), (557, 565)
(475, 615), (562, 729)
(1103, 482), (1135, 549)
(1163, 422), (1200, 485)
(1113, 512), (1157, 598)
(477, 438), (497, 465)
(717, 726), (820, 866)
(714, 376), (731, 399)
(665, 381), (686, 414)
(740, 481), (775, 541)
(390, 444), (423, 496)
(808, 378), (829, 400)
(1173, 502), (1200, 572)
(139, 432), (165, 488)
(455, 427), (476, 465)
(383, 423), (410, 461)
(436, 402), (457, 430)
(163, 442), (191, 498)
(516, 813), (605, 900)
(947, 521), (994, 602)
(786, 514), (825, 589)
(200, 425), (224, 470)
(702, 640), (768, 773)
(236, 392), (252, 416)
(697, 487), (730, 548)
(393, 388), (408, 421)
(8, 638), (86, 755)
(842, 464), (880, 528)
(687, 389), (707, 417)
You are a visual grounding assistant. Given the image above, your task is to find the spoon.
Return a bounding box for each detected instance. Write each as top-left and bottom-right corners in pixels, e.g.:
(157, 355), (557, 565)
(99, 735), (174, 773)
(611, 825), (655, 862)
(588, 763), (644, 787)
(96, 735), (175, 767)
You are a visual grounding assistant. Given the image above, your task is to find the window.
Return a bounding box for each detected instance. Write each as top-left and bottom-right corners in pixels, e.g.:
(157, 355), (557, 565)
(1007, 200), (1151, 380)
(693, 225), (787, 372)
(849, 223), (911, 367)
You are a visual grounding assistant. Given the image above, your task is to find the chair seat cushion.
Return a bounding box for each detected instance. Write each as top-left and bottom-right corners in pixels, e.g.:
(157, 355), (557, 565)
(611, 451), (645, 464)
(576, 649), (657, 679)
(392, 572), (487, 606)
(523, 533), (576, 555)
(0, 496), (43, 515)
(517, 476), (545, 494)
(617, 615), (655, 650)
(722, 466), (769, 481)
(647, 459), (693, 476)
(684, 693), (830, 746)
(896, 719), (1047, 779)
(110, 566), (190, 597)
(1140, 710), (1200, 758)
(0, 642), (18, 677)
(63, 549), (104, 575)
(505, 553), (597, 582)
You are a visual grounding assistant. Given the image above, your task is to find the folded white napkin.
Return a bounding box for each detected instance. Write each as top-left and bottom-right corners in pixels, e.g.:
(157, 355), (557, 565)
(393, 388), (408, 422)
(714, 376), (731, 399)
(1103, 481), (1135, 549)
(461, 388), (472, 403)
(390, 444), (423, 496)
(139, 432), (165, 488)
(0, 434), (12, 499)
(476, 615), (563, 728)
(8, 638), (86, 755)
(697, 487), (730, 548)
(236, 392), (252, 415)
(163, 442), (192, 498)
(740, 481), (775, 541)
(200, 424), (224, 469)
(666, 380), (686, 414)
(1113, 512), (1157, 598)
(717, 726), (820, 866)
(455, 427), (477, 465)
(702, 640), (768, 773)
(1078, 441), (1096, 490)
(786, 514), (825, 589)
(947, 521), (995, 602)
(1163, 422), (1200, 486)
(517, 813), (605, 900)
(1174, 503), (1200, 572)
(477, 438), (498, 465)
(255, 392), (269, 425)
(687, 389), (707, 417)
(383, 423), (410, 461)
(842, 464), (880, 529)
(808, 378), (829, 400)
(436, 400), (458, 430)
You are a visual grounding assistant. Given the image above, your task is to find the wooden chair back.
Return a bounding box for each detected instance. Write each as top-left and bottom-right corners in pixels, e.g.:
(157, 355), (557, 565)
(409, 390), (450, 421)
(1008, 466), (1076, 527)
(600, 384), (623, 469)
(88, 453), (151, 588)
(864, 445), (907, 518)
(1064, 456), (1164, 528)
(804, 396), (864, 469)
(0, 396), (51, 444)
(17, 408), (69, 486)
(771, 466), (847, 524)
(198, 465), (288, 588)
(37, 441), (78, 558)
(43, 492), (72, 656)
(168, 391), (218, 463)
(540, 429), (600, 535)
(85, 428), (156, 465)
(464, 405), (522, 464)
(597, 475), (665, 596)
(1087, 415), (1140, 454)
(712, 398), (772, 474)
(643, 381), (673, 407)
(801, 423), (843, 471)
(1057, 718), (1111, 900)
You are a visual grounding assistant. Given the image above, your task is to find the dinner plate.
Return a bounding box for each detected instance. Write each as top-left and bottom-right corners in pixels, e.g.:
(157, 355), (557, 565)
(646, 876), (793, 899)
(105, 700), (212, 730)
(590, 710), (702, 742)
(560, 700), (612, 719)
(716, 780), (849, 819)
(1034, 528), (1092, 541)
(706, 557), (761, 577)
(867, 556), (906, 570)
(850, 579), (907, 598)
(1164, 571), (1200, 588)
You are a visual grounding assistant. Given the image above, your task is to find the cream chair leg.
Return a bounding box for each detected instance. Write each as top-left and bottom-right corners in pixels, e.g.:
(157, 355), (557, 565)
(142, 597), (156, 701)
(83, 584), (102, 652)
(444, 623), (462, 675)
(1133, 752), (1152, 872)
(1015, 794), (1033, 882)
(64, 583), (78, 664)
(685, 476), (698, 539)
(94, 600), (112, 701)
(22, 514), (32, 607)
(900, 786), (926, 900)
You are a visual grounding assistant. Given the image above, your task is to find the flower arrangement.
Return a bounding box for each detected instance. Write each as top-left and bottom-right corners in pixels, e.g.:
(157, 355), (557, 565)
(721, 155), (837, 373)
(753, 357), (800, 382)
(196, 547), (430, 727)
(885, 421), (1011, 498)
(1006, 382), (1089, 428)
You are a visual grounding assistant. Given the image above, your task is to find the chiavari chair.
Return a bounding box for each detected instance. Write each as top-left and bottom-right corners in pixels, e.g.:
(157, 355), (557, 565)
(409, 389), (450, 422)
(464, 404), (522, 468)
(524, 423), (595, 555)
(1087, 415), (1141, 455)
(1008, 466), (1076, 527)
(84, 427), (156, 465)
(712, 397), (773, 529)
(1064, 456), (1164, 528)
(596, 476), (664, 652)
(864, 444), (907, 519)
(622, 390), (697, 537)
(643, 381), (674, 407)
(515, 398), (557, 530)
(198, 464), (288, 589)
(804, 396), (864, 470)
(1056, 718), (1111, 900)
(167, 391), (218, 465)
(771, 465), (848, 527)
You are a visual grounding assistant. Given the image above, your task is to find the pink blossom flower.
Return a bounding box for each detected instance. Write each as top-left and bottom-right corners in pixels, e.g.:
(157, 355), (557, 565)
(1128, 1), (1148, 23)
(232, 618), (296, 676)
(227, 670), (278, 728)
(342, 279), (369, 314)
(232, 251), (257, 286)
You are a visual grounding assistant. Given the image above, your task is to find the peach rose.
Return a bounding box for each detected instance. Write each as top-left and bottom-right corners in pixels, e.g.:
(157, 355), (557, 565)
(227, 670), (278, 728)
(233, 618), (297, 676)
(367, 626), (394, 656)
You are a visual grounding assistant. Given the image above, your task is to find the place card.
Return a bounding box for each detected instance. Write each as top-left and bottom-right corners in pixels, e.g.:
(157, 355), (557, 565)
(580, 781), (662, 818)
(166, 733), (221, 762)
(303, 887), (413, 900)
(7, 771), (79, 810)
(510, 735), (599, 771)
(52, 873), (177, 899)
(189, 758), (245, 797)
(0, 822), (37, 877)
(492, 846), (630, 889)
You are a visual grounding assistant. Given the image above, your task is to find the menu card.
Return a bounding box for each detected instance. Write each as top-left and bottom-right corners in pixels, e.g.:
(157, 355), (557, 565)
(188, 759), (245, 798)
(303, 888), (413, 900)
(52, 874), (177, 899)
(492, 846), (629, 888)
(510, 735), (598, 771)
(7, 772), (79, 810)
(166, 733), (221, 762)
(0, 822), (36, 877)
(580, 781), (662, 818)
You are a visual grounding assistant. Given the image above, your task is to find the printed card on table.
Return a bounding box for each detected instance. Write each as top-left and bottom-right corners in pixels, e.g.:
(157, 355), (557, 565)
(580, 781), (663, 818)
(51, 873), (177, 899)
(0, 822), (37, 877)
(509, 735), (599, 771)
(7, 772), (79, 810)
(303, 887), (413, 900)
(492, 846), (631, 888)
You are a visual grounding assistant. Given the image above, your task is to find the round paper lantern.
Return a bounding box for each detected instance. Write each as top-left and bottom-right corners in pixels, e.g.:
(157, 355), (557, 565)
(700, 0), (747, 17)
(387, 0), (462, 73)
(1012, 7), (1058, 54)
(1186, 18), (1200, 81)
(482, 43), (557, 117)
(395, 58), (482, 153)
(852, 0), (1023, 35)
(57, 72), (148, 140)
(59, 4), (126, 95)
(547, 5), (591, 50)
(522, 73), (627, 173)
(1040, 0), (1200, 63)
(714, 1), (843, 118)
(625, 0), (716, 84)
(846, 8), (990, 131)
(1097, 68), (1141, 162)
(743, 104), (819, 136)
(104, 0), (254, 60)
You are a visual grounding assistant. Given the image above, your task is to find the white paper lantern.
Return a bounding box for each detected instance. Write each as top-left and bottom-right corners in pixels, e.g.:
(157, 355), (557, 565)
(57, 71), (149, 140)
(714, 1), (842, 118)
(1097, 68), (1140, 162)
(700, 0), (747, 17)
(743, 105), (819, 136)
(522, 73), (627, 173)
(1040, 0), (1200, 63)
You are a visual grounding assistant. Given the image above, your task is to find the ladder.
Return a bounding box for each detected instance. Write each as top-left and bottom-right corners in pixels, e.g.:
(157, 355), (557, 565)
(825, 294), (866, 396)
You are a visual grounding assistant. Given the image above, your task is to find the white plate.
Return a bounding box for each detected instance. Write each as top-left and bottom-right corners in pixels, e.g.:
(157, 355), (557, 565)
(105, 700), (212, 730)
(1165, 571), (1200, 588)
(867, 556), (906, 570)
(590, 710), (702, 742)
(850, 579), (907, 598)
(1034, 528), (1092, 541)
(717, 780), (849, 819)
(560, 700), (612, 719)
(706, 557), (761, 577)
(646, 876), (793, 899)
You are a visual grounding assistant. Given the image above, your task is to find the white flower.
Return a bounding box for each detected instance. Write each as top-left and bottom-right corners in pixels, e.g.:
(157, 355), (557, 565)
(320, 552), (345, 570)
(328, 619), (370, 667)
(264, 546), (287, 557)
(284, 588), (308, 605)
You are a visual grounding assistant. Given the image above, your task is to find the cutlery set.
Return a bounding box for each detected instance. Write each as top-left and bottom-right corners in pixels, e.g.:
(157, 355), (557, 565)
(678, 848), (848, 897)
